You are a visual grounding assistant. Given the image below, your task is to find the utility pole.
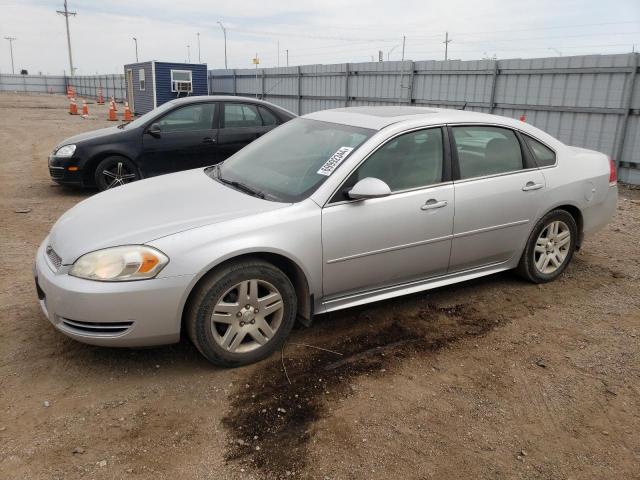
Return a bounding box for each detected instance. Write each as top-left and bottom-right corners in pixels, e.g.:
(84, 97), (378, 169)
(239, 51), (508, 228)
(132, 37), (138, 62)
(277, 40), (280, 67)
(286, 49), (289, 67)
(401, 35), (406, 61)
(217, 21), (228, 69)
(197, 32), (201, 63)
(443, 31), (452, 60)
(186, 45), (191, 63)
(4, 37), (16, 74)
(56, 0), (76, 76)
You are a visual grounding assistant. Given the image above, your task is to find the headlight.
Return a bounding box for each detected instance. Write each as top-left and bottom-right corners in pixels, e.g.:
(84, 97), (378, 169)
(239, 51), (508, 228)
(69, 245), (169, 281)
(55, 144), (76, 157)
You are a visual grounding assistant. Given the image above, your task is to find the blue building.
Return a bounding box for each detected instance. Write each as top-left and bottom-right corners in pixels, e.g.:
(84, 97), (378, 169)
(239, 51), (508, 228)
(123, 61), (208, 115)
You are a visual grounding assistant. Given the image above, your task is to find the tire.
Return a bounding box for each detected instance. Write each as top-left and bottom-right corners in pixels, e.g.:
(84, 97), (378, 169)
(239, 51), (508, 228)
(517, 209), (578, 283)
(94, 156), (139, 191)
(186, 259), (297, 367)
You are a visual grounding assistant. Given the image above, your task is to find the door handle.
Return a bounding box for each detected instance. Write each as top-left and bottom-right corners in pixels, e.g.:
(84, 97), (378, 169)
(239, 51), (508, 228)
(522, 181), (544, 191)
(421, 199), (448, 211)
(202, 137), (216, 144)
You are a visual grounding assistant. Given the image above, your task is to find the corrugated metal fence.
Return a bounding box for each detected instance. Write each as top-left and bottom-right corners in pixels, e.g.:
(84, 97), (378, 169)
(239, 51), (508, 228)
(0, 73), (126, 102)
(209, 53), (640, 183)
(0, 74), (68, 94)
(71, 75), (126, 102)
(1, 54), (638, 182)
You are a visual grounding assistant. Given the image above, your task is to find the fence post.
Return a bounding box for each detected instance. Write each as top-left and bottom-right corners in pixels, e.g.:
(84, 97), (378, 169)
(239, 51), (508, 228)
(297, 66), (302, 115)
(397, 60), (414, 105)
(489, 60), (499, 113)
(614, 52), (638, 167)
(232, 69), (237, 95)
(409, 61), (415, 104)
(344, 63), (349, 107)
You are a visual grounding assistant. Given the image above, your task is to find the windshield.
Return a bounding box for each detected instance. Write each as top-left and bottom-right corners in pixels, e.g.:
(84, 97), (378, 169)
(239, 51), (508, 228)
(122, 100), (178, 129)
(211, 118), (374, 202)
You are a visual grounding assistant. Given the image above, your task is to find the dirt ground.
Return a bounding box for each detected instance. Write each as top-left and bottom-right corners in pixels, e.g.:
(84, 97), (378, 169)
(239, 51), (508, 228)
(0, 92), (639, 480)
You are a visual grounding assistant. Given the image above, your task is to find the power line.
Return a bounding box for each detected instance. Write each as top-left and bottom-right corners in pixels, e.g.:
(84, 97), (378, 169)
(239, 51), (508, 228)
(453, 30), (640, 45)
(227, 26), (392, 43)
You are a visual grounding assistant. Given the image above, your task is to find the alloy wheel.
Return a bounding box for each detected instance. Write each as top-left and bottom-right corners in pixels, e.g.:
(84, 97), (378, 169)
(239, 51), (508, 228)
(102, 161), (136, 189)
(533, 220), (571, 274)
(210, 279), (284, 353)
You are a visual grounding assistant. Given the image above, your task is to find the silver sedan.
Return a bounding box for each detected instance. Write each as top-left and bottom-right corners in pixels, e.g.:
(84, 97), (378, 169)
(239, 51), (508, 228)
(34, 106), (617, 366)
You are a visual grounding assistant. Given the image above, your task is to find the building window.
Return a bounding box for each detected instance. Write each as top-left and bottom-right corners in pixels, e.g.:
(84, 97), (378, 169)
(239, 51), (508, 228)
(171, 70), (193, 93)
(138, 69), (145, 91)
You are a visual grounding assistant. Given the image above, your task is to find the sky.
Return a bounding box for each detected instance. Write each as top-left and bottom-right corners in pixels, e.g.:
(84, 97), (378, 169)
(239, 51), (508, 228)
(0, 0), (639, 75)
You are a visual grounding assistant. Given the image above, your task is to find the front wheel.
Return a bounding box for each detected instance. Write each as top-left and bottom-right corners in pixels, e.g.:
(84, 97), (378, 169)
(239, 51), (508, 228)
(94, 156), (139, 191)
(186, 259), (297, 367)
(517, 209), (578, 283)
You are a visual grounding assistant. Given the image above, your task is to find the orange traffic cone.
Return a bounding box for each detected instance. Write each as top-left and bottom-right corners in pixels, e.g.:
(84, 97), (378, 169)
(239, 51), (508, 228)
(69, 97), (78, 115)
(123, 101), (132, 122)
(110, 97), (117, 111)
(81, 99), (89, 116)
(97, 88), (104, 105)
(107, 100), (118, 121)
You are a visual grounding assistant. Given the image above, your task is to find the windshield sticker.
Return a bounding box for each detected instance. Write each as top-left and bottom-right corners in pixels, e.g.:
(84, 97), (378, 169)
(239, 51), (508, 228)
(317, 147), (354, 176)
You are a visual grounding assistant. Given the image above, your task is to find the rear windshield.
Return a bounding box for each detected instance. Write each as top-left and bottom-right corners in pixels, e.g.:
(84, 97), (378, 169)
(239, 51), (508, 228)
(211, 118), (375, 202)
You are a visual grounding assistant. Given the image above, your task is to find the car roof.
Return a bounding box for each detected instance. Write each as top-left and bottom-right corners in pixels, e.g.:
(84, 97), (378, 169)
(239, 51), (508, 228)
(303, 106), (524, 131)
(168, 95), (297, 116)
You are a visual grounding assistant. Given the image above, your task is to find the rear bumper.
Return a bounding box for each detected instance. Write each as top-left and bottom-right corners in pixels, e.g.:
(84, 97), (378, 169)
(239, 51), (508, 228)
(34, 239), (194, 347)
(583, 184), (618, 237)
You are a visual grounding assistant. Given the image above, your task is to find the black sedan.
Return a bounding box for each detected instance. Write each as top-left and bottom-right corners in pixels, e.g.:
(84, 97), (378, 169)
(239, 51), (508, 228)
(48, 96), (296, 190)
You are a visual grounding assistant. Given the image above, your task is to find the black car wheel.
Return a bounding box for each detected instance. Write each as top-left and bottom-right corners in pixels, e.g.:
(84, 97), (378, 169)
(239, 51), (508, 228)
(94, 156), (139, 191)
(186, 258), (297, 367)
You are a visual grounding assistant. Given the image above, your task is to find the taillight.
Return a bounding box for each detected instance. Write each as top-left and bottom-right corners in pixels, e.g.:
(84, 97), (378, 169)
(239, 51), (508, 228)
(609, 157), (617, 186)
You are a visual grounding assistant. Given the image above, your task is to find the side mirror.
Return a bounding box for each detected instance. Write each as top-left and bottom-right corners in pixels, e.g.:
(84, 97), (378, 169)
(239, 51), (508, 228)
(347, 177), (391, 200)
(147, 123), (161, 137)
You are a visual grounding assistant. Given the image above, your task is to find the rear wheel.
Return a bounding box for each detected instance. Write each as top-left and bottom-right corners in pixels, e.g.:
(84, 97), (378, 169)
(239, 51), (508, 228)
(94, 156), (139, 191)
(517, 209), (577, 283)
(186, 259), (297, 367)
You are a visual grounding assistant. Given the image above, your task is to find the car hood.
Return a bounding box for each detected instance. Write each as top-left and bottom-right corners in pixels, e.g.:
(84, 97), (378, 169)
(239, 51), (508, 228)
(48, 169), (289, 264)
(55, 126), (126, 149)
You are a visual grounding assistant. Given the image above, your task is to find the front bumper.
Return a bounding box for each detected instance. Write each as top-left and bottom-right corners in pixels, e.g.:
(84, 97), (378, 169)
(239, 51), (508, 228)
(34, 239), (194, 347)
(48, 155), (83, 186)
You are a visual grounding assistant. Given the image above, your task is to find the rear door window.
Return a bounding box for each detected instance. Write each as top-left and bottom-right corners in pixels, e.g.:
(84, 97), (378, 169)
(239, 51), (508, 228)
(452, 126), (524, 179)
(524, 135), (556, 167)
(223, 103), (262, 128)
(258, 106), (279, 126)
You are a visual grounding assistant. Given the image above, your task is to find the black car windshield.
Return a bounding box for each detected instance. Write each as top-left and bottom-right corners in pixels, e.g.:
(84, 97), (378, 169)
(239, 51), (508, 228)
(210, 118), (374, 202)
(122, 100), (178, 129)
